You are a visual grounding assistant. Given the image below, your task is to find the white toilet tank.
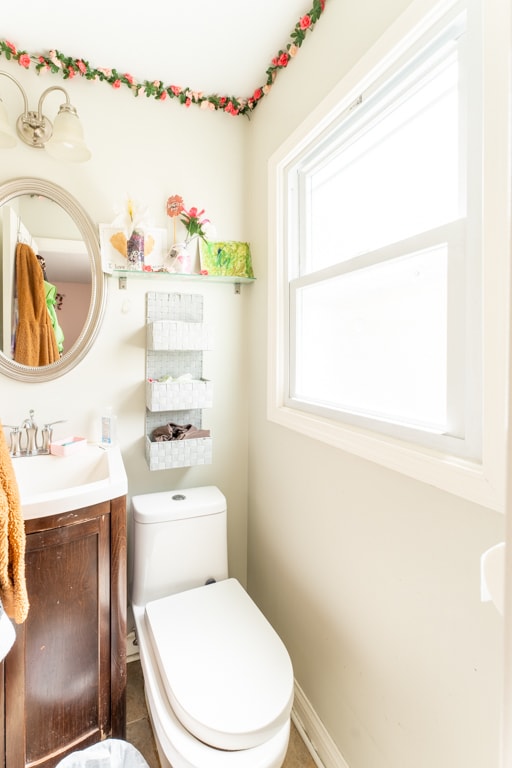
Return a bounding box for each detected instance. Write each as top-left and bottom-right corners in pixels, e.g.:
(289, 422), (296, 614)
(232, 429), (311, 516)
(131, 485), (229, 607)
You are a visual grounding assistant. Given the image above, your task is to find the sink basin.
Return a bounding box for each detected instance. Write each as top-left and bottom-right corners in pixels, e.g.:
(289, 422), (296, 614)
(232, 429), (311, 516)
(13, 443), (128, 519)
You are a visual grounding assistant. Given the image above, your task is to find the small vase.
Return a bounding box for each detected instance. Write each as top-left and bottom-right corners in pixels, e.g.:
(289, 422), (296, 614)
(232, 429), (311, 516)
(127, 229), (144, 271)
(168, 242), (192, 274)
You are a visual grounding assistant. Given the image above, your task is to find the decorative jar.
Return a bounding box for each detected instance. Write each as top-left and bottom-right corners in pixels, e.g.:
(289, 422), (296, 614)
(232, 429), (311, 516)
(127, 229), (145, 271)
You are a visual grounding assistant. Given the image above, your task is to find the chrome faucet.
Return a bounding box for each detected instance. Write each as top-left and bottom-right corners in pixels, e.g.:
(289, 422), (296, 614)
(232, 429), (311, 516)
(21, 410), (38, 455)
(4, 411), (66, 457)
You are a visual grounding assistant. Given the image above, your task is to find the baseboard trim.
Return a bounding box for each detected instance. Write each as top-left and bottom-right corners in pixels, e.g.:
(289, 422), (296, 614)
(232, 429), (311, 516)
(292, 680), (350, 768)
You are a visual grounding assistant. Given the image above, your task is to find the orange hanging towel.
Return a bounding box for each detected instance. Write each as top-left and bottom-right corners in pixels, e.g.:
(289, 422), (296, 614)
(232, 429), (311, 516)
(14, 242), (60, 367)
(0, 424), (29, 624)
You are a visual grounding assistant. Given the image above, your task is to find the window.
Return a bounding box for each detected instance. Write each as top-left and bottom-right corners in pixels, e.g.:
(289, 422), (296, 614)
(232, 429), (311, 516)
(268, 0), (511, 511)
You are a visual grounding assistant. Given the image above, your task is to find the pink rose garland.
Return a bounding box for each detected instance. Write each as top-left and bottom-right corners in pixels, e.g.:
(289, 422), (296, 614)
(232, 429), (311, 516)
(0, 0), (327, 117)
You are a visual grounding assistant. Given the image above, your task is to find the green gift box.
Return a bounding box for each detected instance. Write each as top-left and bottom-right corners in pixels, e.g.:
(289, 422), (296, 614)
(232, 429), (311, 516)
(199, 240), (254, 278)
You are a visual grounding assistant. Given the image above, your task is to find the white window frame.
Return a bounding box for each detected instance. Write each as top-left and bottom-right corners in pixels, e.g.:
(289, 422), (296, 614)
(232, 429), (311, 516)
(267, 0), (511, 512)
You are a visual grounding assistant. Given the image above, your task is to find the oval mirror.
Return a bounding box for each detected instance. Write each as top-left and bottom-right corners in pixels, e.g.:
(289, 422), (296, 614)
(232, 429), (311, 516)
(0, 177), (106, 382)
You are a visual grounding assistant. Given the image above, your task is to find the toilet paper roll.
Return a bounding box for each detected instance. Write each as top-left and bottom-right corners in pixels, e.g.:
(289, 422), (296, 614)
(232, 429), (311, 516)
(481, 542), (505, 615)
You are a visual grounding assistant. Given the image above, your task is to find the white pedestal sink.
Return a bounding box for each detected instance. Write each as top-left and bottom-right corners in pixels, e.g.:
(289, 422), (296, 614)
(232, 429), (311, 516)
(13, 443), (128, 519)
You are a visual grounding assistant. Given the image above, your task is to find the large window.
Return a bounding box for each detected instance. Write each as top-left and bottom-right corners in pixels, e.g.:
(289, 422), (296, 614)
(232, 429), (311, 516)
(268, 0), (511, 510)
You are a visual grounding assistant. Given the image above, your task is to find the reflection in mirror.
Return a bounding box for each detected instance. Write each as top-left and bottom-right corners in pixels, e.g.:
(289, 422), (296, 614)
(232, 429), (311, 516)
(0, 178), (106, 382)
(1, 195), (92, 359)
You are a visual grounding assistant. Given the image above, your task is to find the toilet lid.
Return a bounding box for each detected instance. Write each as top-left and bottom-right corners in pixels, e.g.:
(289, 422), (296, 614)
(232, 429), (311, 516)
(145, 578), (294, 751)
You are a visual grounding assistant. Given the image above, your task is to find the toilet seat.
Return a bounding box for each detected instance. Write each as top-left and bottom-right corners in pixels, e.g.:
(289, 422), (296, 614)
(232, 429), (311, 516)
(145, 578), (294, 751)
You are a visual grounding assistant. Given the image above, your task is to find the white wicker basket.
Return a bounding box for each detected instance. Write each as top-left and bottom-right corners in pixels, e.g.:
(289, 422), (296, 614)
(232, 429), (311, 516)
(146, 379), (213, 412)
(147, 320), (213, 351)
(145, 436), (213, 471)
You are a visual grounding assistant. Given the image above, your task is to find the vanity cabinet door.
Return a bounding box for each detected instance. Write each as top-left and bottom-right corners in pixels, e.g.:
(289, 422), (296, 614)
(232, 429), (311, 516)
(5, 502), (113, 768)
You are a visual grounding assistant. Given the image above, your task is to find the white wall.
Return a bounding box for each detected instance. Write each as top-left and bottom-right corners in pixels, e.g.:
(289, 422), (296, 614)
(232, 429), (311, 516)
(0, 2), (505, 766)
(246, 1), (505, 768)
(0, 59), (251, 585)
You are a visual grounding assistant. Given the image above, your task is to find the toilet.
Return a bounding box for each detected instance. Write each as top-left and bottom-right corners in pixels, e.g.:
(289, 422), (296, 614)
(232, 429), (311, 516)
(131, 486), (294, 768)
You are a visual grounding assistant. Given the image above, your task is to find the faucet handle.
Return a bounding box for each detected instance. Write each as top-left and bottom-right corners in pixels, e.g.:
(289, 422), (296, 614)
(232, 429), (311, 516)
(4, 425), (22, 457)
(41, 420), (67, 453)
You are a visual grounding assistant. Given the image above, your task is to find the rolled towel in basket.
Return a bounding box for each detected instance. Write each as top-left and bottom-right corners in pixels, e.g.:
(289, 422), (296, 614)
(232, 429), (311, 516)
(151, 422), (210, 442)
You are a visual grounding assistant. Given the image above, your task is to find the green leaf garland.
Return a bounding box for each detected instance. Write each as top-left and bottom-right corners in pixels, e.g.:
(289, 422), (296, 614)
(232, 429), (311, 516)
(0, 1), (326, 118)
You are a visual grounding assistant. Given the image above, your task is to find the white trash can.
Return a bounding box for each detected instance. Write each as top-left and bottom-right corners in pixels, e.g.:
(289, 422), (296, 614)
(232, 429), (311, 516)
(56, 739), (149, 768)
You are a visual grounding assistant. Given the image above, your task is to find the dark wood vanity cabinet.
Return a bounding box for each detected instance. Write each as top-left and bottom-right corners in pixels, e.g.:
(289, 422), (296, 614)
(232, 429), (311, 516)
(2, 496), (127, 768)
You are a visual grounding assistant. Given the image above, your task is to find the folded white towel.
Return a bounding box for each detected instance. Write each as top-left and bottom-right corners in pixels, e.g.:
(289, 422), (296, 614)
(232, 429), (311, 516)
(0, 598), (15, 660)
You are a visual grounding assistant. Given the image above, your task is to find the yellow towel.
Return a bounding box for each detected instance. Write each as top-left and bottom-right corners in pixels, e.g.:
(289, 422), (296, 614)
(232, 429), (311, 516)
(14, 242), (60, 367)
(0, 424), (29, 623)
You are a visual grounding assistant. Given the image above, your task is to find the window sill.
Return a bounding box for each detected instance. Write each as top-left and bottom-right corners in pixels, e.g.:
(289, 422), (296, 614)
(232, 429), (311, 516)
(268, 403), (504, 513)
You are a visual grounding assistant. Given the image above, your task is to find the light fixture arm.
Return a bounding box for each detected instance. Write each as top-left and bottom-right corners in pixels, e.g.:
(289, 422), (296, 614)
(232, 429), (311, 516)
(36, 85), (72, 122)
(0, 71), (77, 149)
(0, 70), (29, 117)
(0, 69), (90, 161)
(18, 83), (76, 149)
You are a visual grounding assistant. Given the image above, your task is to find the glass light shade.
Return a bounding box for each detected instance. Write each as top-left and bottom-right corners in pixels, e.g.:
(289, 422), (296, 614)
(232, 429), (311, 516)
(44, 107), (91, 162)
(0, 100), (17, 148)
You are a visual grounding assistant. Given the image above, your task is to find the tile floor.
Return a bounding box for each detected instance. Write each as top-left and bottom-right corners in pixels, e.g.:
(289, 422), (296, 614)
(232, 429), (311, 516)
(126, 659), (318, 768)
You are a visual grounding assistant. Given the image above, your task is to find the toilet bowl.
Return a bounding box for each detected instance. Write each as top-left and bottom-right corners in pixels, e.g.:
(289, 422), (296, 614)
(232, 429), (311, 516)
(131, 486), (294, 768)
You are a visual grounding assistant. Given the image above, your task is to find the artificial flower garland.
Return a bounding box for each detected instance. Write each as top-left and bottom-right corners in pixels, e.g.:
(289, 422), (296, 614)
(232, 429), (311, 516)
(0, 0), (326, 118)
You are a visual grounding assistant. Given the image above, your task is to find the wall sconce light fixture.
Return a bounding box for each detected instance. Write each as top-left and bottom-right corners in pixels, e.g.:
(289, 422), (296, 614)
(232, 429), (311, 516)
(0, 70), (91, 163)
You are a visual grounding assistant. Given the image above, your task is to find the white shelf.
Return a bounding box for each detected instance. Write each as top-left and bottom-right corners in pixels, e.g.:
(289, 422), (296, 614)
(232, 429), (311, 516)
(110, 269), (255, 292)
